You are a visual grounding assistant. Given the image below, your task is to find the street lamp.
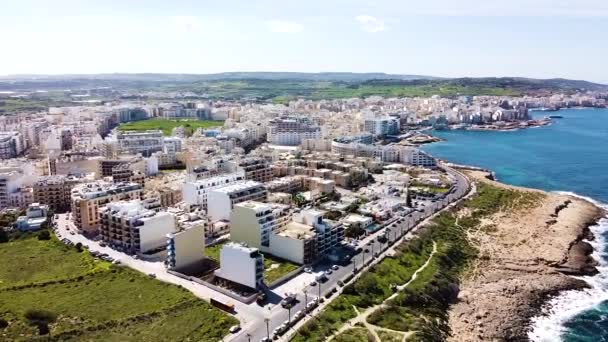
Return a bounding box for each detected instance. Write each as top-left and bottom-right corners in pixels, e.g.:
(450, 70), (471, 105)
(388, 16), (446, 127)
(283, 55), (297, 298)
(303, 289), (308, 311)
(264, 318), (270, 339)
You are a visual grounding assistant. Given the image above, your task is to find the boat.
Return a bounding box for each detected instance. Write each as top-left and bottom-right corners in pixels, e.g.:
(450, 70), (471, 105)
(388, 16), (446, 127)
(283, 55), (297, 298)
(548, 115), (563, 119)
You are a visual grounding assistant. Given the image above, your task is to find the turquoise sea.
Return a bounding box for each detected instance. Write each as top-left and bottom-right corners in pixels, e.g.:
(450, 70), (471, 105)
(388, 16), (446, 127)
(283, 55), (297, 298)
(421, 108), (608, 341)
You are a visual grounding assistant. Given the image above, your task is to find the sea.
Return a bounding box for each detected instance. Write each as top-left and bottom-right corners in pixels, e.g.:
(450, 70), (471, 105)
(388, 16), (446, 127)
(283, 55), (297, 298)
(421, 108), (608, 341)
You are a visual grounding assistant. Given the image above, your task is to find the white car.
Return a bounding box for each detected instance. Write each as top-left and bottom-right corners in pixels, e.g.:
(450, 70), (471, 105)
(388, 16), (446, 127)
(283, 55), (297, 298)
(304, 267), (313, 273)
(229, 325), (241, 333)
(331, 265), (339, 270)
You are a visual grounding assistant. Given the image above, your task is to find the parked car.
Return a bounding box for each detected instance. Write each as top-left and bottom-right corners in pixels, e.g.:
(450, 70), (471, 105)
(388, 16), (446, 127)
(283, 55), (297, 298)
(325, 269), (332, 275)
(99, 242), (107, 247)
(148, 273), (156, 278)
(304, 267), (313, 273)
(331, 265), (339, 270)
(309, 280), (317, 287)
(337, 280), (344, 287)
(229, 325), (241, 333)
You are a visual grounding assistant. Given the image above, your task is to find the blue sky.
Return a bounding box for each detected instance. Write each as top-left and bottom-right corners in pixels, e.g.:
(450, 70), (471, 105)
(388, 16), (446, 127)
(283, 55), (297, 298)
(2, 0), (607, 82)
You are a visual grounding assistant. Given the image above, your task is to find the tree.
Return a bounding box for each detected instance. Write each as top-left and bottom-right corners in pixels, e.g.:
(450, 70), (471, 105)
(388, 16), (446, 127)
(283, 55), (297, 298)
(37, 230), (51, 241)
(24, 309), (57, 335)
(75, 242), (83, 252)
(0, 227), (8, 243)
(406, 190), (413, 208)
(344, 225), (365, 239)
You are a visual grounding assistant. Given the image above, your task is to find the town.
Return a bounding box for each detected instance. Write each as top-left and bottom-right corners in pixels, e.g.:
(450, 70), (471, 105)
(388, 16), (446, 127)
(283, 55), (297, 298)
(0, 88), (606, 341)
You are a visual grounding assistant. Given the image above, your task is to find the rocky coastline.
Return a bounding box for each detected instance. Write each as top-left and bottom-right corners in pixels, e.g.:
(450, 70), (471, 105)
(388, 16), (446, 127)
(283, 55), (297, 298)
(447, 171), (605, 341)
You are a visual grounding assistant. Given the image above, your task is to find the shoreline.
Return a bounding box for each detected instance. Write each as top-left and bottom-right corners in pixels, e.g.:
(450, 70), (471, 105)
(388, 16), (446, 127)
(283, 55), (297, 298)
(447, 170), (605, 341)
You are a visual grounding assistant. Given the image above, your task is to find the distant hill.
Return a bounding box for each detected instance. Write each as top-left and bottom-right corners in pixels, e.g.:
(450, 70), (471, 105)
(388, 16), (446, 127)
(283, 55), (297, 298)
(0, 72), (439, 83)
(0, 73), (606, 99)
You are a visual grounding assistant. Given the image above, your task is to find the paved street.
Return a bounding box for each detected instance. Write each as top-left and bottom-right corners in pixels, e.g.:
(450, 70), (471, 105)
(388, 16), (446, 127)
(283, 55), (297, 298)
(53, 166), (469, 342)
(234, 165), (470, 342)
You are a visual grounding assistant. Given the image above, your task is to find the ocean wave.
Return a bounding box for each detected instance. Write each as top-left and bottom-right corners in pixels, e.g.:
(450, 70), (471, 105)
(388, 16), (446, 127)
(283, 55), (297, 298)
(528, 192), (608, 341)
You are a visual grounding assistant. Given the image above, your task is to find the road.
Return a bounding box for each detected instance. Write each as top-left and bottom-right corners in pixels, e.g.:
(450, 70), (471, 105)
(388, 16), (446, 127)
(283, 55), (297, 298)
(53, 214), (262, 328)
(235, 165), (470, 342)
(52, 165), (469, 342)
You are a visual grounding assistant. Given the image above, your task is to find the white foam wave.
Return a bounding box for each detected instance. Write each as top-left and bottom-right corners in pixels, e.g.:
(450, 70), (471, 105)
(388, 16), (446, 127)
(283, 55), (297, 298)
(528, 192), (608, 341)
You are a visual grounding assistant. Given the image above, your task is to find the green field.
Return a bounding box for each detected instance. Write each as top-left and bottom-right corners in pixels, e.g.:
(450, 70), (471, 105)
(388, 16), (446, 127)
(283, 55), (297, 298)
(0, 232), (237, 341)
(118, 119), (224, 136)
(206, 241), (299, 284)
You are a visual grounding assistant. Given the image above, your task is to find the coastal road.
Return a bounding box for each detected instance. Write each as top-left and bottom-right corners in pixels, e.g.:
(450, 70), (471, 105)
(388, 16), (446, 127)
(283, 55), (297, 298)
(234, 165), (470, 342)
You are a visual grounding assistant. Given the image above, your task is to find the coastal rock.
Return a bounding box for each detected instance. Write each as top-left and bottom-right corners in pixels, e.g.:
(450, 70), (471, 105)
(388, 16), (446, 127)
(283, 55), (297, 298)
(446, 172), (603, 342)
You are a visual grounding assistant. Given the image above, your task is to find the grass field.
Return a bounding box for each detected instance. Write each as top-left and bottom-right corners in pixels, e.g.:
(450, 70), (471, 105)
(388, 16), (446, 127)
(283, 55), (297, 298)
(0, 233), (237, 341)
(118, 119), (224, 136)
(205, 241), (299, 284)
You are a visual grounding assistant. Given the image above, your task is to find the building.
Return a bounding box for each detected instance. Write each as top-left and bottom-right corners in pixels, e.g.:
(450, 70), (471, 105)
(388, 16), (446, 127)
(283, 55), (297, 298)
(15, 203), (49, 232)
(99, 199), (176, 254)
(0, 131), (24, 159)
(166, 224), (205, 271)
(214, 242), (264, 290)
(71, 181), (144, 234)
(182, 172), (246, 209)
(269, 221), (317, 265)
(293, 209), (344, 257)
(207, 181), (268, 221)
(230, 201), (291, 249)
(0, 170), (23, 209)
(116, 130), (164, 157)
(364, 117), (400, 137)
(267, 117), (322, 146)
(237, 158), (273, 183)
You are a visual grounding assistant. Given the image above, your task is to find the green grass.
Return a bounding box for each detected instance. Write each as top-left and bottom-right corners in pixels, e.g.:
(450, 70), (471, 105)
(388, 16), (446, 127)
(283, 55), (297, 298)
(334, 327), (372, 342)
(292, 241), (434, 342)
(118, 119), (223, 136)
(205, 241), (300, 284)
(377, 330), (404, 342)
(0, 235), (102, 288)
(0, 233), (237, 340)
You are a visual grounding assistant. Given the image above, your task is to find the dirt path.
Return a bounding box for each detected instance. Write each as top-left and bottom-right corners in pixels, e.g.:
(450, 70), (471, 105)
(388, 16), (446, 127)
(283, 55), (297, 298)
(328, 241), (438, 341)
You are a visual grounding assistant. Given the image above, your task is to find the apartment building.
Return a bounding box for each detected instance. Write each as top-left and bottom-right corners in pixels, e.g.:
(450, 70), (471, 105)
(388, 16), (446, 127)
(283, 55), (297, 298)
(237, 158), (273, 183)
(267, 117), (322, 146)
(207, 181), (268, 221)
(0, 170), (23, 209)
(71, 181), (144, 234)
(182, 172), (246, 209)
(363, 117), (400, 137)
(214, 242), (264, 290)
(0, 131), (24, 159)
(116, 130), (164, 157)
(230, 201), (291, 249)
(293, 209), (344, 257)
(166, 224), (205, 271)
(99, 200), (176, 254)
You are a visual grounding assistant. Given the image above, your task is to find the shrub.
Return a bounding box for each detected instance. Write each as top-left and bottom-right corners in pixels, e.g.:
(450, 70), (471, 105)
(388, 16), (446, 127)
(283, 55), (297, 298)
(37, 230), (51, 241)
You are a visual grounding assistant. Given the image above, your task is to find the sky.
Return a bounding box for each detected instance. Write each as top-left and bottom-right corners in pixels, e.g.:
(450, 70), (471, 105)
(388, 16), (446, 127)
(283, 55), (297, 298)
(2, 0), (608, 83)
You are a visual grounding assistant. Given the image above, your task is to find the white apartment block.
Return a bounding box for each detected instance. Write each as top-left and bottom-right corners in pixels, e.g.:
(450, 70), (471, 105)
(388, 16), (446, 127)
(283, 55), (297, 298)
(230, 201), (291, 249)
(364, 116), (400, 136)
(0, 131), (24, 159)
(182, 172), (246, 209)
(214, 242), (264, 289)
(267, 117), (322, 146)
(99, 199), (176, 254)
(166, 224), (205, 271)
(115, 130), (164, 157)
(207, 181), (268, 222)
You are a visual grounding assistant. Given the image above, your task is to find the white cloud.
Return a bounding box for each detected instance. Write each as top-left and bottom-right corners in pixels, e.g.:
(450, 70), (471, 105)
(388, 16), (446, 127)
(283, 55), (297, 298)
(355, 15), (385, 33)
(170, 16), (201, 33)
(265, 20), (303, 33)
